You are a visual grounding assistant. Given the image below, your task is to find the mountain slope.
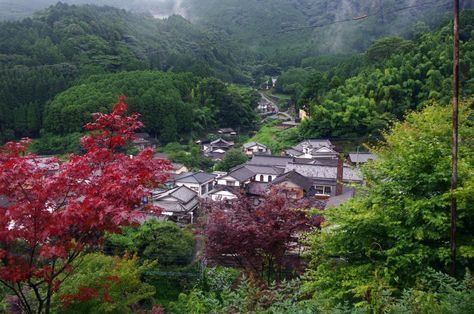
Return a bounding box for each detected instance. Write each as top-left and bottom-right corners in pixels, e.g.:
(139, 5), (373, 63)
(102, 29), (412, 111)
(183, 0), (471, 60)
(0, 3), (247, 142)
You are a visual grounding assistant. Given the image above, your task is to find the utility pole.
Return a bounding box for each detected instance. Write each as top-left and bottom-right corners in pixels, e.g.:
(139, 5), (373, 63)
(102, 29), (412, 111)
(379, 0), (385, 24)
(451, 0), (460, 277)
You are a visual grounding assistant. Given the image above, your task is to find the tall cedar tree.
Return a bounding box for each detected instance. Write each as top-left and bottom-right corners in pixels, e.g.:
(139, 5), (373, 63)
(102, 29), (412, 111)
(202, 189), (325, 283)
(0, 96), (171, 314)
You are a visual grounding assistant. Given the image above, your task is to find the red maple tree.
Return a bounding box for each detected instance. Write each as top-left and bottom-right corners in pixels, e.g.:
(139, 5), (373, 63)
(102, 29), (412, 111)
(0, 96), (171, 314)
(202, 188), (325, 283)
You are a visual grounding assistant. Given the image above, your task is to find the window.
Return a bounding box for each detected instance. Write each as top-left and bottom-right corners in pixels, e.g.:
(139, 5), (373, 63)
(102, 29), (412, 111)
(208, 182), (214, 191)
(315, 185), (331, 195)
(268, 176), (273, 182)
(259, 175), (264, 182)
(226, 180), (236, 186)
(201, 185), (206, 195)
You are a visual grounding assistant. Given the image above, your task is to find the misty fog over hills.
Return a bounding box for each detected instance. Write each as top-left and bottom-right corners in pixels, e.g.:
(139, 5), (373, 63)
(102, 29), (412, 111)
(1, 0), (472, 55)
(0, 0), (186, 20)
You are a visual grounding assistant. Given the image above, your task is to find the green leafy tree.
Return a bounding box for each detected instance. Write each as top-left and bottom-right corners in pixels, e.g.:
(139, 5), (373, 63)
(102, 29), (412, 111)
(303, 101), (474, 307)
(105, 220), (195, 267)
(53, 253), (156, 314)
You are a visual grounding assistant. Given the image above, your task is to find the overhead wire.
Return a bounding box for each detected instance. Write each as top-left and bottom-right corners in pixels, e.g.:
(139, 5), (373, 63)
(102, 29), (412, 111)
(276, 0), (451, 34)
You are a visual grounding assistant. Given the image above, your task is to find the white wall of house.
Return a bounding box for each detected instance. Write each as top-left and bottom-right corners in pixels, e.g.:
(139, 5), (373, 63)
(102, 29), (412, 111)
(211, 190), (238, 201)
(217, 177), (241, 186)
(176, 182), (200, 194)
(254, 173), (275, 183)
(244, 145), (267, 156)
(176, 181), (215, 197)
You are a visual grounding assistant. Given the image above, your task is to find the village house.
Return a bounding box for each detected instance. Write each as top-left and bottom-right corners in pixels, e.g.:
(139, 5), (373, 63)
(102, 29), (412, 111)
(217, 128), (237, 136)
(208, 185), (240, 201)
(242, 142), (271, 157)
(270, 170), (316, 200)
(173, 172), (217, 197)
(284, 158), (363, 198)
(348, 152), (377, 166)
(202, 138), (235, 161)
(132, 132), (157, 150)
(284, 139), (338, 159)
(216, 165), (255, 187)
(152, 186), (199, 224)
(153, 153), (189, 174)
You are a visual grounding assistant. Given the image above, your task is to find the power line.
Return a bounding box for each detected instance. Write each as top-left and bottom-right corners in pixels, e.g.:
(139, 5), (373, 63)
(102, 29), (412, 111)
(277, 0), (450, 34)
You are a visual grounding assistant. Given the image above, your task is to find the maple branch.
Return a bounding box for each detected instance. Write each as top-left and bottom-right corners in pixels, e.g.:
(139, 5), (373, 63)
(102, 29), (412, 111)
(16, 282), (33, 314)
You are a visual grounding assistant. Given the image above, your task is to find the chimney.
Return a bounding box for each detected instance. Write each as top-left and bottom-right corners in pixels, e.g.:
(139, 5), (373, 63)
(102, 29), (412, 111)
(336, 157), (344, 196)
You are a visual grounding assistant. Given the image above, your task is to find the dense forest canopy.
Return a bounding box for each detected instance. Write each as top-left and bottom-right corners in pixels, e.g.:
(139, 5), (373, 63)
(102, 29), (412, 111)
(1, 2), (473, 147)
(285, 10), (474, 140)
(43, 71), (258, 141)
(0, 3), (250, 143)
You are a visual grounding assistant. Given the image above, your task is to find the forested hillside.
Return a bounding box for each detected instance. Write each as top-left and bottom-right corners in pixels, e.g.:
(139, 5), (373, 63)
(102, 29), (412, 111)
(184, 0), (473, 65)
(0, 3), (248, 143)
(43, 71), (258, 139)
(291, 10), (474, 140)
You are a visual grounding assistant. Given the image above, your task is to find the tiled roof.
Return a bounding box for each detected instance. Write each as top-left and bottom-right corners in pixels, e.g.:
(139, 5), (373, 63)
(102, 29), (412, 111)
(246, 182), (269, 196)
(153, 153), (169, 160)
(153, 186), (198, 213)
(169, 186), (198, 203)
(242, 142), (267, 149)
(210, 138), (233, 146)
(271, 170), (314, 192)
(227, 166), (256, 181)
(175, 172), (217, 184)
(209, 185), (240, 195)
(0, 195), (11, 207)
(248, 155), (293, 167)
(292, 139), (334, 152)
(134, 132), (151, 139)
(244, 164), (285, 175)
(349, 152), (377, 163)
(293, 158), (339, 167)
(284, 163), (363, 182)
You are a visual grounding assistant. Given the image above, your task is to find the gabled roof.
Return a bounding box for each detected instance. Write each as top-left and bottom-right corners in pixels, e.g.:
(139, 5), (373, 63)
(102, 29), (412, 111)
(284, 162), (363, 182)
(153, 153), (169, 160)
(134, 132), (151, 139)
(227, 166), (256, 182)
(0, 195), (11, 207)
(155, 185), (197, 204)
(271, 170), (314, 192)
(348, 152), (377, 163)
(209, 185), (240, 196)
(248, 155), (293, 167)
(172, 163), (186, 170)
(312, 146), (337, 154)
(294, 158), (339, 167)
(242, 142), (267, 149)
(291, 139), (334, 153)
(244, 164), (285, 175)
(210, 138), (233, 146)
(175, 172), (217, 184)
(246, 182), (269, 196)
(169, 186), (198, 203)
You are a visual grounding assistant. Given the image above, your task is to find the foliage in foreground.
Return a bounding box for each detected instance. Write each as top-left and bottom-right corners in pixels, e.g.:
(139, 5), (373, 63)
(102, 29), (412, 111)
(0, 97), (170, 313)
(52, 253), (156, 314)
(303, 101), (474, 308)
(105, 220), (195, 267)
(298, 11), (474, 139)
(169, 268), (474, 314)
(202, 189), (325, 283)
